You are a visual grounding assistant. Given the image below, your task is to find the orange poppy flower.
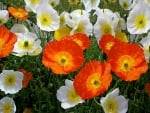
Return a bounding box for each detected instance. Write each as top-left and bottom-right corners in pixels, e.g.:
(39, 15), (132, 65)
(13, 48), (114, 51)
(62, 33), (91, 50)
(0, 26), (17, 58)
(8, 7), (28, 20)
(99, 34), (118, 55)
(108, 41), (148, 81)
(73, 60), (112, 99)
(71, 33), (91, 50)
(145, 83), (150, 97)
(42, 39), (85, 74)
(18, 69), (32, 88)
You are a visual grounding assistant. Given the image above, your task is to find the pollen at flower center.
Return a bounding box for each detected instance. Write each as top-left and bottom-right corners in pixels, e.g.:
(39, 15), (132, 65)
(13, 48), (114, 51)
(122, 2), (128, 8)
(55, 51), (73, 66)
(134, 15), (147, 29)
(104, 98), (118, 113)
(31, 0), (40, 5)
(4, 74), (17, 87)
(18, 40), (34, 50)
(14, 12), (22, 18)
(90, 0), (95, 4)
(39, 13), (52, 26)
(49, 1), (56, 7)
(67, 88), (81, 103)
(60, 16), (65, 25)
(87, 73), (101, 90)
(74, 23), (85, 33)
(2, 102), (13, 113)
(101, 23), (112, 35)
(118, 55), (134, 72)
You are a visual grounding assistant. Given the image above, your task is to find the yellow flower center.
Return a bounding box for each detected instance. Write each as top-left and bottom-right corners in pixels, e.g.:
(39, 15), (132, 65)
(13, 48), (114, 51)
(2, 102), (13, 113)
(30, 0), (40, 5)
(14, 12), (22, 18)
(67, 88), (81, 103)
(39, 13), (52, 26)
(87, 73), (101, 90)
(49, 1), (56, 7)
(74, 23), (85, 33)
(18, 39), (34, 50)
(4, 74), (17, 87)
(60, 16), (65, 25)
(104, 98), (118, 113)
(55, 51), (73, 67)
(90, 0), (95, 4)
(122, 1), (128, 9)
(54, 26), (71, 41)
(134, 14), (147, 29)
(118, 55), (134, 72)
(101, 23), (112, 35)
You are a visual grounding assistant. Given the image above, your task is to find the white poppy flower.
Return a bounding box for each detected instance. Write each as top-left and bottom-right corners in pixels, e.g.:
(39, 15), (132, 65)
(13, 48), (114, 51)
(0, 10), (9, 26)
(70, 14), (93, 36)
(56, 79), (84, 109)
(0, 70), (23, 94)
(59, 11), (73, 27)
(0, 97), (16, 113)
(70, 9), (89, 21)
(24, 0), (42, 13)
(12, 32), (42, 57)
(11, 24), (29, 34)
(82, 0), (100, 12)
(36, 3), (60, 31)
(94, 9), (117, 42)
(140, 34), (150, 62)
(100, 88), (128, 113)
(115, 12), (126, 30)
(66, 9), (89, 28)
(119, 0), (134, 10)
(127, 0), (150, 34)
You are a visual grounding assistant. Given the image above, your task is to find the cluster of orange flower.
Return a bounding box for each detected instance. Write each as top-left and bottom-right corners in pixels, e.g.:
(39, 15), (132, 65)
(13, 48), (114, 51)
(41, 33), (149, 99)
(99, 34), (148, 81)
(8, 7), (28, 20)
(42, 33), (90, 74)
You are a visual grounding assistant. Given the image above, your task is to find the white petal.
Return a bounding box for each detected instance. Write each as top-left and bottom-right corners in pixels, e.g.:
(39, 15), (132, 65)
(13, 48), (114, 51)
(56, 86), (69, 102)
(116, 96), (128, 113)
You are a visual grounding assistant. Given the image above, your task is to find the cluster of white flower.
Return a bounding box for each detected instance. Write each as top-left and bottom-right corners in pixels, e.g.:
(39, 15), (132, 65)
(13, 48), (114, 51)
(56, 79), (128, 113)
(11, 25), (42, 57)
(0, 70), (24, 113)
